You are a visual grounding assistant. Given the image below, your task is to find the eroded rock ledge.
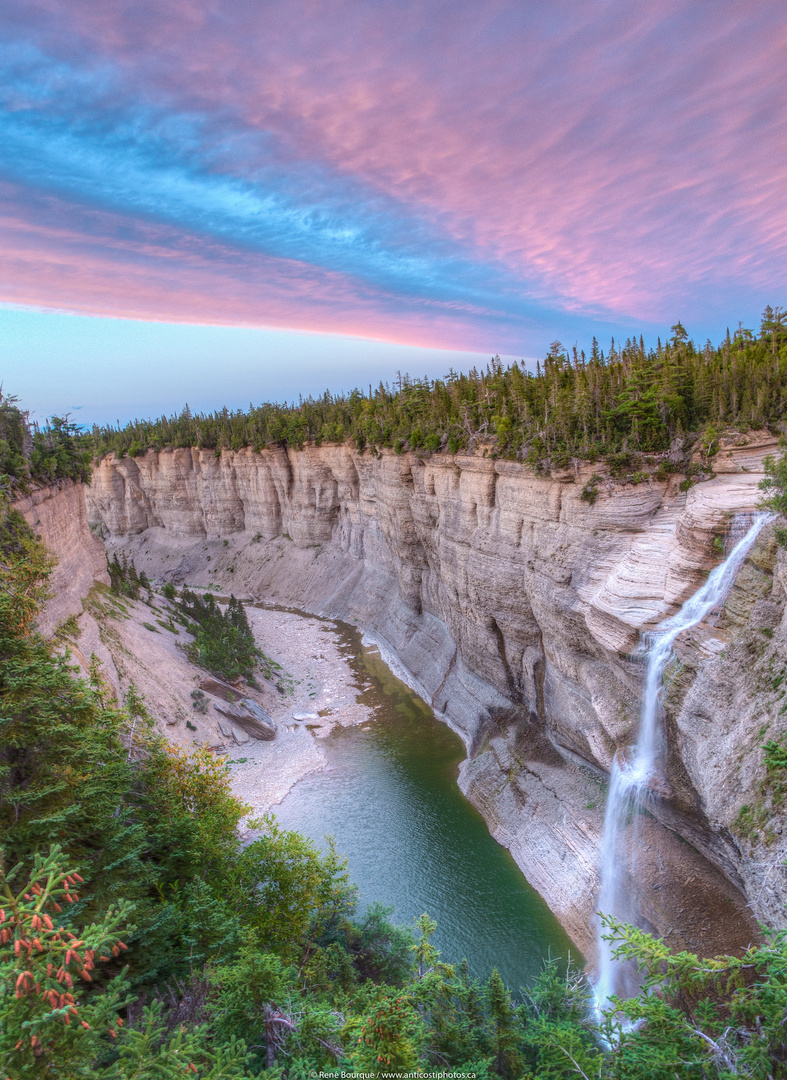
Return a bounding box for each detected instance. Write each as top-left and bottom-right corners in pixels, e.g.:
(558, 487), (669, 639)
(38, 439), (787, 957)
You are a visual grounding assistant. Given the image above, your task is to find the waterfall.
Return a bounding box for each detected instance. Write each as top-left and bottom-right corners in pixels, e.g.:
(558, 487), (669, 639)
(594, 511), (773, 1014)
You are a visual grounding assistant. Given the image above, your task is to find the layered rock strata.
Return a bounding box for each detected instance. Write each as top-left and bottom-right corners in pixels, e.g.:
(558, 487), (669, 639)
(15, 479), (110, 636)
(84, 438), (787, 956)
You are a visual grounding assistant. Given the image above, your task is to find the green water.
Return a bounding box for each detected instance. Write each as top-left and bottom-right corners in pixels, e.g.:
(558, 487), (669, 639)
(272, 619), (578, 991)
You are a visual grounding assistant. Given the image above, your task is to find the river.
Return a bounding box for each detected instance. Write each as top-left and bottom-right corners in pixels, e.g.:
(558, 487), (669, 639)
(272, 616), (578, 990)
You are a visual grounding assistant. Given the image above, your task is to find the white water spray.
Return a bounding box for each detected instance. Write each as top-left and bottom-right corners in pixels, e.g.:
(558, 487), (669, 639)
(594, 512), (773, 1014)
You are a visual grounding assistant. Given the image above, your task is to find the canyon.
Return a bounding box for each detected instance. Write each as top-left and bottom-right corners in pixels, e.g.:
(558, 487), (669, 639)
(20, 436), (787, 961)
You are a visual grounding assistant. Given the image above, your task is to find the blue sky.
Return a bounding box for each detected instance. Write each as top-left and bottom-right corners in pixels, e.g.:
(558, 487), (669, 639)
(1, 0), (785, 424)
(2, 307), (525, 425)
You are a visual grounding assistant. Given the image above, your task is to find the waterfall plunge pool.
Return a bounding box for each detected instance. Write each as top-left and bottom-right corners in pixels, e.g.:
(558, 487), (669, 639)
(270, 616), (578, 991)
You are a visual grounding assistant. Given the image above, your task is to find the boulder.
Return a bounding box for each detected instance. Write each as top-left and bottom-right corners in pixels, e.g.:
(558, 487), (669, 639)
(214, 698), (277, 740)
(216, 715), (251, 745)
(199, 675), (242, 702)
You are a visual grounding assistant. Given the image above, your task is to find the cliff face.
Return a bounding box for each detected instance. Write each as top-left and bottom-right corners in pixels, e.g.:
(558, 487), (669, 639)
(85, 439), (787, 955)
(15, 480), (110, 636)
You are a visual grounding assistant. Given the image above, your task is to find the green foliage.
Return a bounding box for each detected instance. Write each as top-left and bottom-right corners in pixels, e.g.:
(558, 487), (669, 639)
(580, 474), (603, 505)
(89, 309), (787, 470)
(736, 732), (787, 842)
(0, 392), (92, 493)
(485, 968), (524, 1078)
(178, 590), (260, 682)
(759, 450), (787, 514)
(231, 818), (356, 963)
(107, 553), (143, 599)
(191, 688), (209, 714)
(0, 508), (54, 637)
(108, 1002), (254, 1079)
(339, 903), (415, 986)
(763, 737), (787, 805)
(0, 511), (257, 985)
(599, 916), (787, 1079)
(0, 846), (133, 1076)
(653, 459), (677, 482)
(0, 845), (260, 1079)
(349, 988), (426, 1073)
(0, 394), (29, 488)
(29, 415), (93, 487)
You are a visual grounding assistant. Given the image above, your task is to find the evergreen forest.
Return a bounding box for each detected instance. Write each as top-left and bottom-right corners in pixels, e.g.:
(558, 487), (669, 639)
(85, 311), (787, 470)
(0, 395), (91, 495)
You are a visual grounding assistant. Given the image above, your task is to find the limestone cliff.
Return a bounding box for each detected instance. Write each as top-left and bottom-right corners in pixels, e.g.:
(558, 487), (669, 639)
(84, 438), (787, 956)
(15, 479), (110, 636)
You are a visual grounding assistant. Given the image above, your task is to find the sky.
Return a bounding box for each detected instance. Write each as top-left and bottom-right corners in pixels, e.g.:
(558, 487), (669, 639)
(1, 0), (785, 425)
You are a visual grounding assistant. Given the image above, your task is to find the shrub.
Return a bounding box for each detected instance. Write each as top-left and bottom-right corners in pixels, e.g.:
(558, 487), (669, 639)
(607, 451), (633, 477)
(107, 553), (142, 599)
(580, 474), (603, 505)
(654, 459), (677, 482)
(759, 451), (787, 514)
(191, 689), (209, 714)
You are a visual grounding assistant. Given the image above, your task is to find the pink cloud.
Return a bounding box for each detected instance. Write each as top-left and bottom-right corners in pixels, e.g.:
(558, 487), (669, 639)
(0, 183), (507, 350)
(2, 0), (786, 336)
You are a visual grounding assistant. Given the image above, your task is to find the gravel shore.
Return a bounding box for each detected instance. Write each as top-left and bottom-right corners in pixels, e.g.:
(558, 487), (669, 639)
(226, 604), (375, 819)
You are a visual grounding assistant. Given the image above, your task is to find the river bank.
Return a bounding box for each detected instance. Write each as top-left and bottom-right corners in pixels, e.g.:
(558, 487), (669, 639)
(222, 603), (377, 819)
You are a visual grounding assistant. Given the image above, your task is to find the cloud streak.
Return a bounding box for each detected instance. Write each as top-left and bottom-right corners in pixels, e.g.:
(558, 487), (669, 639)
(0, 0), (785, 351)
